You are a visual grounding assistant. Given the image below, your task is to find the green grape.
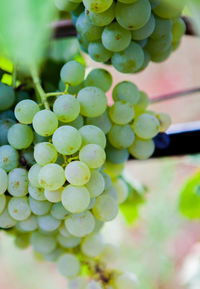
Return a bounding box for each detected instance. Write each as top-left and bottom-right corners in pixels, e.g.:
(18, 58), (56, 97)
(83, 0), (113, 13)
(8, 197), (31, 221)
(53, 94), (80, 123)
(137, 38), (148, 48)
(28, 185), (46, 201)
(109, 101), (135, 125)
(15, 90), (30, 103)
(16, 215), (38, 232)
(105, 143), (129, 164)
(8, 168), (28, 197)
(85, 111), (112, 134)
(44, 188), (63, 203)
(132, 14), (155, 40)
(88, 42), (112, 63)
(62, 184), (90, 213)
(0, 110), (15, 120)
(43, 247), (64, 262)
(79, 144), (106, 169)
(0, 168), (8, 194)
(33, 110), (58, 137)
(34, 142), (57, 166)
(150, 0), (161, 9)
(87, 197), (96, 209)
(60, 60), (85, 86)
(87, 281), (103, 289)
(108, 124), (135, 149)
(84, 69), (112, 92)
(112, 178), (128, 203)
(8, 124), (34, 149)
(156, 112), (171, 132)
(67, 115), (84, 130)
(65, 210), (95, 237)
(86, 3), (115, 27)
(151, 17), (172, 40)
(133, 113), (160, 139)
(51, 202), (69, 220)
(112, 42), (144, 73)
(100, 243), (118, 263)
(92, 194), (118, 222)
(30, 232), (56, 254)
(102, 22), (131, 52)
(57, 253), (80, 278)
(68, 277), (86, 289)
(57, 233), (81, 248)
(129, 138), (155, 159)
(67, 82), (85, 95)
(54, 0), (79, 11)
(151, 45), (172, 63)
(101, 172), (112, 189)
(59, 224), (71, 237)
(135, 49), (151, 72)
(29, 196), (52, 216)
(38, 164), (65, 191)
(112, 81), (140, 105)
(37, 215), (61, 232)
(65, 161), (91, 186)
(0, 208), (16, 228)
(76, 13), (103, 42)
(81, 233), (105, 257)
(33, 132), (48, 145)
(118, 0), (137, 3)
(77, 87), (107, 117)
(21, 148), (35, 166)
(14, 100), (40, 124)
(103, 186), (118, 200)
(0, 82), (15, 111)
(52, 126), (82, 155)
(134, 91), (150, 115)
(77, 34), (89, 52)
(0, 194), (6, 214)
(0, 118), (16, 145)
(116, 0), (151, 30)
(114, 272), (138, 289)
(147, 32), (172, 54)
(153, 0), (185, 19)
(85, 170), (105, 198)
(28, 164), (42, 188)
(15, 234), (30, 250)
(172, 18), (186, 43)
(79, 125), (106, 149)
(103, 162), (125, 178)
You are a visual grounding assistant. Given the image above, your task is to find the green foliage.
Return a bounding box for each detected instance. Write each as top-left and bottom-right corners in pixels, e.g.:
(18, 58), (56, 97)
(187, 0), (200, 34)
(0, 0), (57, 69)
(179, 170), (200, 219)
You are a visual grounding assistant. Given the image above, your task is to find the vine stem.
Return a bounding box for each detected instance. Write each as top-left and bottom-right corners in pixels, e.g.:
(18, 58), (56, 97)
(46, 91), (63, 97)
(31, 66), (50, 110)
(12, 65), (17, 88)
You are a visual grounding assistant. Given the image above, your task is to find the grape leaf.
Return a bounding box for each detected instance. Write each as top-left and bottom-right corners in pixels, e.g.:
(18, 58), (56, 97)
(0, 0), (57, 69)
(179, 170), (200, 219)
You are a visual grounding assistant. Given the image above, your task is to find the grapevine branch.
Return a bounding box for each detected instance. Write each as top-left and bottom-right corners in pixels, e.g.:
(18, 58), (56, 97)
(52, 17), (197, 38)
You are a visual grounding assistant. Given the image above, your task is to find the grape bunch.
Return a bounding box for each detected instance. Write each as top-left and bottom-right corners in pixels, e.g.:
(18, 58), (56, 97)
(0, 60), (170, 288)
(55, 0), (186, 73)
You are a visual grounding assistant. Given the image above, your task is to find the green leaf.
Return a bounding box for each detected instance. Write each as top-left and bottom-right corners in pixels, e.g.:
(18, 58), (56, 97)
(0, 0), (57, 69)
(187, 0), (200, 34)
(120, 177), (147, 225)
(49, 38), (80, 62)
(179, 170), (200, 219)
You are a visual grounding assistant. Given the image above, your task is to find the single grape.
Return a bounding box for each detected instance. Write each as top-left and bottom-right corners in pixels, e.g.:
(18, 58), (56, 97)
(62, 185), (90, 213)
(0, 194), (6, 214)
(68, 277), (86, 289)
(79, 144), (106, 169)
(14, 100), (40, 124)
(85, 111), (112, 134)
(109, 101), (135, 125)
(78, 87), (107, 117)
(0, 109), (15, 120)
(37, 215), (61, 232)
(153, 0), (185, 19)
(112, 178), (128, 203)
(0, 82), (15, 111)
(8, 168), (28, 197)
(0, 208), (16, 229)
(88, 42), (112, 63)
(150, 17), (172, 40)
(44, 188), (63, 203)
(0, 168), (8, 194)
(30, 231), (56, 254)
(52, 126), (82, 155)
(53, 94), (80, 123)
(55, 0), (79, 11)
(67, 82), (85, 95)
(112, 81), (140, 105)
(67, 115), (84, 130)
(134, 91), (150, 115)
(79, 125), (106, 149)
(135, 49), (151, 72)
(132, 14), (155, 40)
(83, 0), (113, 13)
(28, 185), (45, 201)
(146, 33), (172, 58)
(102, 186), (118, 201)
(106, 143), (129, 164)
(59, 224), (72, 237)
(15, 90), (30, 103)
(113, 272), (138, 289)
(0, 118), (16, 145)
(108, 124), (135, 149)
(29, 196), (52, 216)
(65, 161), (91, 186)
(51, 202), (69, 220)
(102, 22), (131, 52)
(15, 234), (31, 250)
(172, 17), (186, 43)
(33, 110), (58, 137)
(57, 233), (81, 249)
(156, 112), (171, 132)
(34, 142), (57, 166)
(8, 124), (34, 149)
(133, 113), (160, 139)
(84, 69), (112, 92)
(8, 197), (31, 221)
(28, 164), (42, 188)
(60, 60), (85, 86)
(43, 247), (64, 263)
(87, 197), (96, 209)
(65, 210), (95, 237)
(92, 194), (118, 222)
(38, 164), (65, 191)
(21, 148), (35, 166)
(86, 3), (115, 27)
(81, 233), (105, 257)
(85, 170), (105, 197)
(129, 138), (155, 159)
(103, 162), (125, 179)
(16, 214), (38, 232)
(57, 253), (80, 278)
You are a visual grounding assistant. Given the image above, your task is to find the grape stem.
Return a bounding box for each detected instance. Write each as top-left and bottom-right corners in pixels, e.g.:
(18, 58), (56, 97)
(46, 91), (64, 97)
(31, 66), (50, 110)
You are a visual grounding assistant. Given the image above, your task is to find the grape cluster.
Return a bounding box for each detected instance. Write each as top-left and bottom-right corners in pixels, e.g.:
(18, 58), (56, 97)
(55, 0), (186, 73)
(0, 61), (170, 288)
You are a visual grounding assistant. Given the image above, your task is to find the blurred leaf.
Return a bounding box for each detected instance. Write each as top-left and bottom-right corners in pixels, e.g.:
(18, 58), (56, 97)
(49, 38), (80, 62)
(179, 170), (200, 219)
(187, 0), (200, 34)
(120, 177), (147, 225)
(0, 0), (57, 70)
